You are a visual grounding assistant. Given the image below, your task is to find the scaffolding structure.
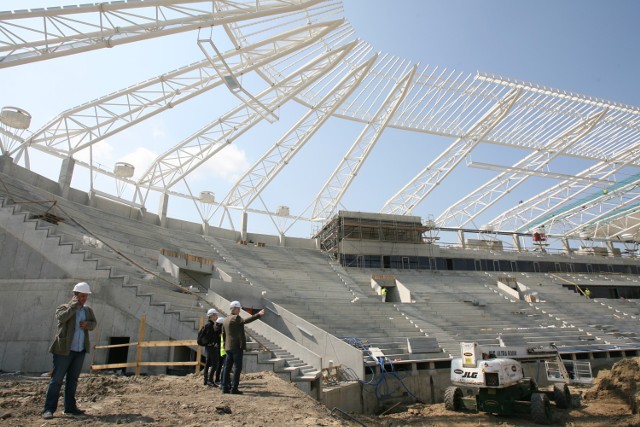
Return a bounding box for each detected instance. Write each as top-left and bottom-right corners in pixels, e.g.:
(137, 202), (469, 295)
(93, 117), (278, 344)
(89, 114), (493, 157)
(314, 211), (426, 254)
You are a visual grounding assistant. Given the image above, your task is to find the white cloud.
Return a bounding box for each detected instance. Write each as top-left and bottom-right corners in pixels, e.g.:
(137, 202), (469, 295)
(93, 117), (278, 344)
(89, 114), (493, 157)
(73, 141), (114, 167)
(194, 144), (250, 183)
(118, 147), (159, 179)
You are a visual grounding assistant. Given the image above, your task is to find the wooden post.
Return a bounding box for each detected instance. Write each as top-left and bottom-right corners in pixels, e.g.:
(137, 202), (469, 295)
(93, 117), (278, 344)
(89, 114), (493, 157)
(134, 314), (146, 376)
(195, 315), (204, 375)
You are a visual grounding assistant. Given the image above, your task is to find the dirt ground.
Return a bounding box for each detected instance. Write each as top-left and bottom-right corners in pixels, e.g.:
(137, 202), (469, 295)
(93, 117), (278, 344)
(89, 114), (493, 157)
(1, 358), (639, 427)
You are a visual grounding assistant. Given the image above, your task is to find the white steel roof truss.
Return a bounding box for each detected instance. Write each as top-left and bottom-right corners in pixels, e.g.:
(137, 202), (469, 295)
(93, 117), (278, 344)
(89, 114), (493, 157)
(223, 54), (377, 210)
(348, 53), (394, 119)
(437, 109), (608, 228)
(250, 21), (354, 89)
(0, 0), (323, 68)
(393, 66), (432, 124)
(138, 40), (356, 190)
(338, 47), (385, 111)
(548, 182), (640, 237)
(430, 71), (477, 131)
(311, 64), (417, 222)
(17, 20), (337, 159)
(491, 148), (640, 232)
(432, 72), (479, 131)
(381, 88), (521, 215)
(490, 116), (640, 232)
(595, 208), (640, 239)
(360, 58), (410, 120)
(259, 26), (355, 97)
(298, 43), (369, 107)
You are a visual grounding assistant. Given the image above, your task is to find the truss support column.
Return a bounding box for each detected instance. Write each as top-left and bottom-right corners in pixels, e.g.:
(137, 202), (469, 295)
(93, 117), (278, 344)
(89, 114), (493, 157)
(458, 230), (466, 249)
(240, 211), (248, 241)
(58, 157), (75, 199)
(512, 234), (522, 252)
(158, 193), (169, 228)
(562, 238), (572, 255)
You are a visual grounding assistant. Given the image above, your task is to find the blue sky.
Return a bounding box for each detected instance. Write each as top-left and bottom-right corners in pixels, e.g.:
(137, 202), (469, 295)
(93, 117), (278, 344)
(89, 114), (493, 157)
(2, 1), (640, 240)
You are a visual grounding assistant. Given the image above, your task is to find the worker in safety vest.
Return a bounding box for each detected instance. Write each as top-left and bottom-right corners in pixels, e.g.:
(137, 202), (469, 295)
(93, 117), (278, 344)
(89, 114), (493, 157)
(214, 317), (226, 386)
(380, 287), (387, 302)
(584, 288), (591, 299)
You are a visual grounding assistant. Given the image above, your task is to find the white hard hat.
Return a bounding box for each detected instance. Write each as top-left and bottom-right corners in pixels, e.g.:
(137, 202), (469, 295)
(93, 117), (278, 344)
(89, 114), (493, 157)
(229, 300), (242, 309)
(216, 317), (225, 324)
(73, 282), (92, 294)
(207, 308), (217, 317)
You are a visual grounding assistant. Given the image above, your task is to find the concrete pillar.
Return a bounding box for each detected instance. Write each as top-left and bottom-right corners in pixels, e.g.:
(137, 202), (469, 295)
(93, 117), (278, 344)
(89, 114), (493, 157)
(240, 211), (248, 241)
(202, 221), (210, 236)
(457, 230), (465, 249)
(0, 154), (13, 173)
(278, 232), (285, 247)
(606, 240), (615, 255)
(58, 157), (75, 198)
(512, 233), (522, 252)
(158, 193), (169, 228)
(562, 238), (572, 254)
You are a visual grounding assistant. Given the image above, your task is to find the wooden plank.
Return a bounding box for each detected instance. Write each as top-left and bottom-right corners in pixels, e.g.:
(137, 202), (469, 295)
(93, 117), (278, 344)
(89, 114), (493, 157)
(139, 339), (196, 347)
(135, 314), (146, 376)
(91, 362), (137, 370)
(94, 342), (139, 349)
(137, 361), (198, 367)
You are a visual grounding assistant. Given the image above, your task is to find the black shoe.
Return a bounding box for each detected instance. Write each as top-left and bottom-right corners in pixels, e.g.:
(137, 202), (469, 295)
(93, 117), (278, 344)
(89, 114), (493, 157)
(222, 389), (230, 394)
(230, 389), (243, 395)
(63, 408), (86, 416)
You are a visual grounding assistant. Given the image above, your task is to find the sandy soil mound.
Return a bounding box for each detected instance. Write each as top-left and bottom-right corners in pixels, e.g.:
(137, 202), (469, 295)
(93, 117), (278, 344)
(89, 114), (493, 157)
(584, 357), (640, 415)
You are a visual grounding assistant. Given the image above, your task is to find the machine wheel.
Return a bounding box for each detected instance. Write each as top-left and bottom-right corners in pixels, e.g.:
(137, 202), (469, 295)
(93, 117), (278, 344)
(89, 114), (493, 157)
(553, 383), (572, 409)
(444, 386), (463, 411)
(531, 393), (553, 425)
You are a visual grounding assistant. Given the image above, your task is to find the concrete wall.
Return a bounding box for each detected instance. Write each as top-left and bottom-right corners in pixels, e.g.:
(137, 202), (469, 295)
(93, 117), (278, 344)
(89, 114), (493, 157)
(263, 299), (365, 377)
(0, 232), (67, 279)
(0, 278), (196, 375)
(322, 367), (451, 414)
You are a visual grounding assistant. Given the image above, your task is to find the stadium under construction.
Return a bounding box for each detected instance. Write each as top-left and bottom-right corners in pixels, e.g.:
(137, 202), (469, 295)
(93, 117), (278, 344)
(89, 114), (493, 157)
(1, 0), (639, 414)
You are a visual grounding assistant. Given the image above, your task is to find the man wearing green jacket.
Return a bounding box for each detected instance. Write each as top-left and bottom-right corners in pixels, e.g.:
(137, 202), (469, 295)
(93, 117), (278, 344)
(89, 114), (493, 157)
(42, 282), (97, 419)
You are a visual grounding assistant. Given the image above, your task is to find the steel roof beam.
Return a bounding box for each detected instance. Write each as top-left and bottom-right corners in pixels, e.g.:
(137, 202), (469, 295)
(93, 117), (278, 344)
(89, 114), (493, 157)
(137, 40), (357, 190)
(381, 88), (521, 215)
(312, 64), (417, 222)
(223, 54), (378, 210)
(0, 0), (324, 68)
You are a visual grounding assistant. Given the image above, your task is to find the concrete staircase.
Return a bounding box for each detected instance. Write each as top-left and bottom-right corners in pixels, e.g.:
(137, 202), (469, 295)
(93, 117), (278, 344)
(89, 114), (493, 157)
(0, 193), (321, 391)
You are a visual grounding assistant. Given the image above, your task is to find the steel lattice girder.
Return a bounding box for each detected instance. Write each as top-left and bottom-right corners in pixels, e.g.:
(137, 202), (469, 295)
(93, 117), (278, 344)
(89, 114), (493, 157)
(0, 0), (324, 68)
(381, 88), (521, 215)
(223, 54), (378, 211)
(137, 40), (357, 190)
(17, 20), (340, 159)
(437, 109), (608, 228)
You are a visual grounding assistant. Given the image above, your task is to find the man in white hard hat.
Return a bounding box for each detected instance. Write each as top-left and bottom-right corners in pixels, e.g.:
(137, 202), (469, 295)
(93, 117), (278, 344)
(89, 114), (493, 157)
(220, 301), (264, 394)
(201, 308), (220, 386)
(42, 282), (97, 419)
